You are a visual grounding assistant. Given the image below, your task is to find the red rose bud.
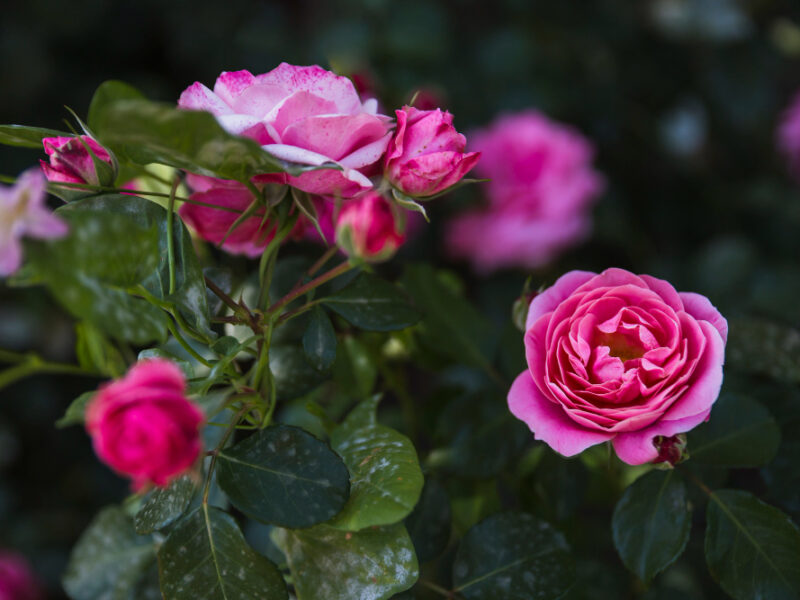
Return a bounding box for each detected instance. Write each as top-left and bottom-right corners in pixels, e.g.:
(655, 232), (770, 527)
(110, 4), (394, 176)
(653, 434), (689, 467)
(385, 106), (480, 198)
(85, 359), (204, 491)
(335, 192), (406, 262)
(40, 135), (115, 187)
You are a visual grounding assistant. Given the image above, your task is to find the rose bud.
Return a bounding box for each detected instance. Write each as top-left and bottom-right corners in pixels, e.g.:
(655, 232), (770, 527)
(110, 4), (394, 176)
(335, 192), (406, 262)
(0, 550), (42, 600)
(508, 268), (727, 465)
(40, 136), (115, 186)
(385, 106), (480, 199)
(85, 359), (204, 490)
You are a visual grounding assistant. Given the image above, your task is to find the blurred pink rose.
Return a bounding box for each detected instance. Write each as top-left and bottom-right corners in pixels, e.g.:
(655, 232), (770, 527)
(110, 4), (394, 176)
(0, 551), (41, 600)
(40, 136), (113, 186)
(179, 64), (392, 197)
(508, 268), (727, 465)
(0, 168), (68, 276)
(335, 192), (405, 262)
(445, 110), (604, 273)
(86, 359), (204, 490)
(385, 106), (480, 198)
(777, 90), (800, 177)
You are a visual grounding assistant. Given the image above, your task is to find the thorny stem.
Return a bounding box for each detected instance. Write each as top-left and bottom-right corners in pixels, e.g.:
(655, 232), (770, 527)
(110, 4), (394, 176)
(267, 259), (354, 317)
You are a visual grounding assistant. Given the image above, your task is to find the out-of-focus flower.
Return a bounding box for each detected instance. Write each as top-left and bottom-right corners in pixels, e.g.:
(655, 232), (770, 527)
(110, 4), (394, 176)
(335, 192), (406, 262)
(508, 268), (727, 465)
(446, 110), (604, 273)
(777, 90), (800, 177)
(0, 168), (68, 276)
(86, 359), (204, 490)
(179, 64), (392, 197)
(40, 136), (114, 186)
(0, 550), (42, 600)
(385, 106), (479, 198)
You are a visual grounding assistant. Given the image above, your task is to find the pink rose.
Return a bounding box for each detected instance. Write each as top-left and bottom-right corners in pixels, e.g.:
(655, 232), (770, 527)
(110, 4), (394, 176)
(179, 64), (392, 197)
(40, 136), (113, 186)
(0, 168), (68, 277)
(445, 110), (604, 273)
(385, 106), (480, 198)
(0, 551), (41, 600)
(777, 90), (800, 177)
(85, 359), (204, 490)
(508, 268), (727, 465)
(335, 192), (406, 262)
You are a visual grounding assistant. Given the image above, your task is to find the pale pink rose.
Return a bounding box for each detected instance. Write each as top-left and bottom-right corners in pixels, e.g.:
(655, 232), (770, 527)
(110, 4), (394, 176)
(178, 64), (392, 197)
(385, 106), (480, 198)
(508, 268), (727, 465)
(0, 551), (41, 600)
(335, 192), (405, 262)
(445, 110), (604, 273)
(0, 168), (68, 276)
(40, 136), (113, 186)
(86, 359), (204, 490)
(777, 90), (800, 177)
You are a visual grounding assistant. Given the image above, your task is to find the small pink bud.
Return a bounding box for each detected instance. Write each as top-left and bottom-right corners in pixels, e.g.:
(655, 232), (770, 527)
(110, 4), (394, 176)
(40, 136), (114, 187)
(653, 434), (689, 467)
(384, 106), (480, 198)
(335, 192), (406, 263)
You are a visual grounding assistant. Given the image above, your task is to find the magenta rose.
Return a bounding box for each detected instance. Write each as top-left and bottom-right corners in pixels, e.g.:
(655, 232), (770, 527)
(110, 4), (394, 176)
(445, 110), (604, 273)
(385, 106), (480, 198)
(179, 64), (393, 197)
(85, 359), (204, 490)
(335, 192), (406, 262)
(508, 268), (727, 465)
(40, 136), (113, 186)
(777, 89), (800, 178)
(0, 551), (41, 600)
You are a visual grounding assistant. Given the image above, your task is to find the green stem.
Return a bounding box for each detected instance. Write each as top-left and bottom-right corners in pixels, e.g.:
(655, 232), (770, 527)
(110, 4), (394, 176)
(203, 403), (252, 504)
(267, 260), (355, 317)
(275, 298), (324, 325)
(166, 320), (213, 368)
(257, 212), (299, 309)
(166, 176), (179, 295)
(0, 355), (100, 391)
(419, 580), (457, 598)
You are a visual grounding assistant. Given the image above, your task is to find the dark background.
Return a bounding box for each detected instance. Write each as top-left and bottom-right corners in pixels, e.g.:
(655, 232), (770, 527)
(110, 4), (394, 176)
(2, 1), (800, 597)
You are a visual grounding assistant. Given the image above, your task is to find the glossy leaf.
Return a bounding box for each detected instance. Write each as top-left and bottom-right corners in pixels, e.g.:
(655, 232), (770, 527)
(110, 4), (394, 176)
(329, 397), (424, 531)
(303, 307), (337, 371)
(452, 512), (575, 600)
(405, 478), (452, 563)
(87, 80), (145, 132)
(63, 506), (155, 600)
(270, 344), (330, 401)
(56, 391), (94, 429)
(612, 470), (691, 583)
(689, 393), (781, 467)
(273, 522), (418, 600)
(0, 124), (68, 148)
(158, 505), (287, 600)
(216, 424), (350, 528)
(323, 273), (421, 332)
(705, 489), (800, 600)
(134, 475), (196, 534)
(333, 335), (378, 399)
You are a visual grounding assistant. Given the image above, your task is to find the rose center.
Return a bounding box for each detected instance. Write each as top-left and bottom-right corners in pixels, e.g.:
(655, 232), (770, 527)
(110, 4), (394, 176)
(597, 331), (646, 362)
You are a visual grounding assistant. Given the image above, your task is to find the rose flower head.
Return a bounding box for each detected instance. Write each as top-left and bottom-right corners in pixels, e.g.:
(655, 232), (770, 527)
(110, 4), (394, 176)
(86, 359), (204, 490)
(40, 135), (115, 187)
(508, 269), (727, 465)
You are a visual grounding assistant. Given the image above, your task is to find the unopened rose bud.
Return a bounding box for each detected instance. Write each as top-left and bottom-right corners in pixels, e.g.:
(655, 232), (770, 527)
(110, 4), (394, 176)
(335, 192), (405, 263)
(40, 136), (115, 187)
(653, 434), (689, 467)
(384, 106), (480, 198)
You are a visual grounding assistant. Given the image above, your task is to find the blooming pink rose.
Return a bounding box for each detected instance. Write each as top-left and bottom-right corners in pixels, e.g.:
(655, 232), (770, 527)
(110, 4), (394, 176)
(385, 106), (480, 198)
(0, 168), (68, 276)
(445, 110), (604, 273)
(508, 268), (727, 465)
(86, 359), (204, 490)
(40, 136), (113, 186)
(777, 90), (800, 177)
(335, 192), (406, 262)
(0, 551), (41, 600)
(179, 64), (392, 197)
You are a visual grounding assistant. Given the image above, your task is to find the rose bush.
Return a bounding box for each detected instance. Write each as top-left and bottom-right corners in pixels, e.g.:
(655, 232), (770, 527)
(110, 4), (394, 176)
(509, 268), (727, 464)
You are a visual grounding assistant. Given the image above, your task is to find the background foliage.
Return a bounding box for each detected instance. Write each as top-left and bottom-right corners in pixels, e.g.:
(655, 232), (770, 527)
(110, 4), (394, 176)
(2, 0), (800, 598)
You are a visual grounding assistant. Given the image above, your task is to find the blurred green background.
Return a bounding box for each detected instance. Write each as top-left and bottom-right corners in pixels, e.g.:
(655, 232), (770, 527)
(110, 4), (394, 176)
(2, 0), (800, 597)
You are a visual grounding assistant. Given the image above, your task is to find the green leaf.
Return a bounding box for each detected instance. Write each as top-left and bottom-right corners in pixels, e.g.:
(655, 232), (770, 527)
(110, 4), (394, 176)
(323, 273), (421, 332)
(134, 475), (196, 534)
(333, 335), (378, 399)
(705, 489), (800, 600)
(401, 264), (496, 370)
(270, 344), (330, 401)
(329, 397), (424, 531)
(93, 98), (326, 181)
(216, 424), (350, 528)
(405, 478), (452, 563)
(611, 470), (691, 583)
(273, 522), (418, 600)
(56, 391), (94, 429)
(303, 307), (337, 371)
(0, 124), (68, 148)
(158, 505), (287, 600)
(763, 440), (800, 518)
(87, 80), (145, 133)
(688, 393), (781, 467)
(138, 348), (194, 378)
(727, 317), (800, 383)
(452, 512), (575, 600)
(75, 321), (127, 377)
(63, 506), (155, 600)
